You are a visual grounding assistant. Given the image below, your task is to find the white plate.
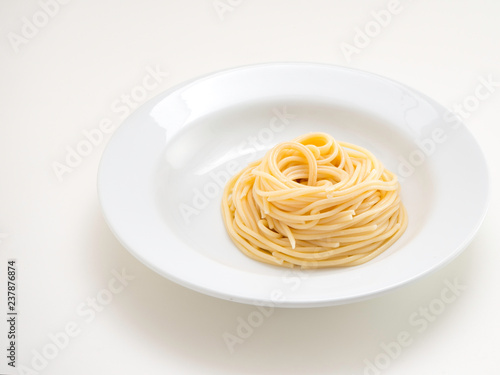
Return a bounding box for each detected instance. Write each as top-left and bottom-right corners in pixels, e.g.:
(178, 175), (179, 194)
(98, 63), (489, 307)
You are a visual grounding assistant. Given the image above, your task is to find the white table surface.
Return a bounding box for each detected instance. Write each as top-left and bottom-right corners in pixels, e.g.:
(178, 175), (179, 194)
(1, 1), (499, 374)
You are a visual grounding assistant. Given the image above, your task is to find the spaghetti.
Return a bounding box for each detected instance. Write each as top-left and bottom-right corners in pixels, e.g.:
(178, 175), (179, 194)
(221, 132), (407, 268)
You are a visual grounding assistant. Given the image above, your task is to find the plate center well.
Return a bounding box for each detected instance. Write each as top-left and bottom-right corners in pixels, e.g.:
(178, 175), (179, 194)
(154, 99), (433, 275)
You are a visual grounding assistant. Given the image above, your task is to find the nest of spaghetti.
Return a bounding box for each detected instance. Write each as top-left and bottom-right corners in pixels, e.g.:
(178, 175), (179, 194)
(221, 132), (407, 269)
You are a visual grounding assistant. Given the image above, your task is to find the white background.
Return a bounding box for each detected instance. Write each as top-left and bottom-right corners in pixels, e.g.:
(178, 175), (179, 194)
(1, 0), (499, 374)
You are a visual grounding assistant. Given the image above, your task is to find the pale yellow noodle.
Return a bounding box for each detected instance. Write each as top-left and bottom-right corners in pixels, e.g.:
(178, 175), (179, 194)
(221, 132), (408, 268)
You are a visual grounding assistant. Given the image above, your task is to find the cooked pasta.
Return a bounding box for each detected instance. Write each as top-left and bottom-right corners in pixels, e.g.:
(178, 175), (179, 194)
(221, 132), (407, 268)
